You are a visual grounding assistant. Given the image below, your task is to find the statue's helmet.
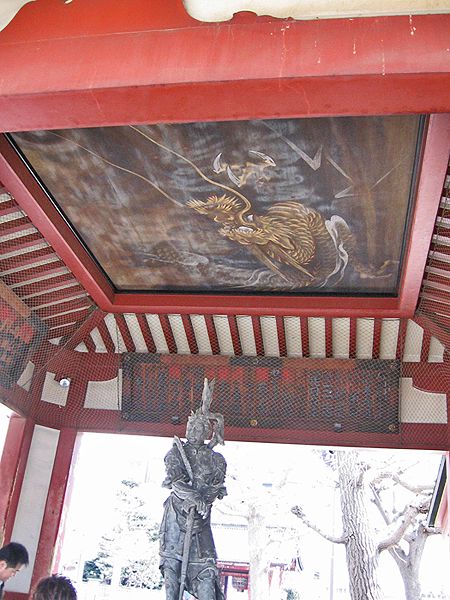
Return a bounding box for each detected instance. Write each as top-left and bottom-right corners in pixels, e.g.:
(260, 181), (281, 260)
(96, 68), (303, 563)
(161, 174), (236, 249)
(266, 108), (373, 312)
(186, 378), (224, 448)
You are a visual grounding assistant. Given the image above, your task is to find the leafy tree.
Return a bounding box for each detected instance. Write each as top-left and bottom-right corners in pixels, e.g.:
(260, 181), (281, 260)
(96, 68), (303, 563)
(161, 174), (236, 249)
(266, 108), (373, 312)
(291, 449), (442, 600)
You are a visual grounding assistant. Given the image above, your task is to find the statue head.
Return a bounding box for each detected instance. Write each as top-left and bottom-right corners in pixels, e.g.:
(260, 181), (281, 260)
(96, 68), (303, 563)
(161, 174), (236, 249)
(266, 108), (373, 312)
(186, 378), (224, 449)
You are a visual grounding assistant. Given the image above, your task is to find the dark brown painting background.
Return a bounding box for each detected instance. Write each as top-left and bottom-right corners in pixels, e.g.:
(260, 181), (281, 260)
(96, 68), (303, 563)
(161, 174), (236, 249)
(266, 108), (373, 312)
(12, 115), (421, 294)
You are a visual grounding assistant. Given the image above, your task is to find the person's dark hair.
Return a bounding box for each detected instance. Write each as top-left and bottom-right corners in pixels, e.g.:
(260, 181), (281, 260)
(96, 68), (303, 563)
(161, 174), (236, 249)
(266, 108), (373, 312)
(0, 542), (29, 568)
(33, 576), (77, 600)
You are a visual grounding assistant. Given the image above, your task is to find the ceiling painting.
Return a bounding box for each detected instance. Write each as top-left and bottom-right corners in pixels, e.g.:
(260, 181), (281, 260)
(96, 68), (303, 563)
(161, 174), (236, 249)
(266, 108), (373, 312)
(11, 114), (422, 296)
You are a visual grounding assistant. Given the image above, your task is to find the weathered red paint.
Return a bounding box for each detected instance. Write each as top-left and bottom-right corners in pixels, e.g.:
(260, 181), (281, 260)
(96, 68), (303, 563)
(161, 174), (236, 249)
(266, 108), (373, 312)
(1, 417), (35, 544)
(0, 3), (449, 132)
(29, 429), (77, 593)
(0, 415), (27, 543)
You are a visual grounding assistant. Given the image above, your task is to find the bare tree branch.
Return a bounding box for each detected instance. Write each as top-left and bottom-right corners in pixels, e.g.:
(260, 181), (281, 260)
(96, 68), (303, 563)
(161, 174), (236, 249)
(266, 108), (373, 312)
(378, 505), (420, 552)
(214, 503), (247, 520)
(291, 505), (347, 544)
(371, 472), (433, 494)
(370, 484), (392, 526)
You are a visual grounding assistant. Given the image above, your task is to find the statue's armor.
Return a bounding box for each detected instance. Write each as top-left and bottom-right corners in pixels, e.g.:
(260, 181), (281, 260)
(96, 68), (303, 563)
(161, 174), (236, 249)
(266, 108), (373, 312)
(159, 441), (227, 599)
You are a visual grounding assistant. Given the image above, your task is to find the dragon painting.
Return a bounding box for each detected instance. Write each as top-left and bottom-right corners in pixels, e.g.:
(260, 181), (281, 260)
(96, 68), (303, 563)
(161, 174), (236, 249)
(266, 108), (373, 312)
(187, 194), (392, 288)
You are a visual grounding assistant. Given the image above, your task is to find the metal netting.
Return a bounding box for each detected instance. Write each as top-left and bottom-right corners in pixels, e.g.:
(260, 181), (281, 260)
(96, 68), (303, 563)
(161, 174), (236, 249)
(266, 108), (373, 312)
(1, 178), (449, 450)
(0, 304), (448, 450)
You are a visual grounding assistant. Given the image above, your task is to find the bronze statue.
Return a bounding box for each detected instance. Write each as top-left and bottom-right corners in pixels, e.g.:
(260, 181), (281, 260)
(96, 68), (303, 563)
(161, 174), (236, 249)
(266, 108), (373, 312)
(159, 379), (227, 600)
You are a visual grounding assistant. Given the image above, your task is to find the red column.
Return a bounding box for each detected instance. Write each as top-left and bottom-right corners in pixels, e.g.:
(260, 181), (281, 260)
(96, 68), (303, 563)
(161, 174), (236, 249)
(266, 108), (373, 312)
(29, 428), (77, 594)
(0, 415), (35, 545)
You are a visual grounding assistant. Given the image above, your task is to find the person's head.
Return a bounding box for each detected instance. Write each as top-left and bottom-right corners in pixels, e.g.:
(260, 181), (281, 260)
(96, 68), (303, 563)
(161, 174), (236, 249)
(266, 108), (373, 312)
(0, 542), (29, 583)
(33, 576), (77, 600)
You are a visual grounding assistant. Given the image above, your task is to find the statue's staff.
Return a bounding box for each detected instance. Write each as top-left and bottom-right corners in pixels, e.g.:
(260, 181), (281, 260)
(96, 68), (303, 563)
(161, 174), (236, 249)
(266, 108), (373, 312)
(174, 436), (195, 600)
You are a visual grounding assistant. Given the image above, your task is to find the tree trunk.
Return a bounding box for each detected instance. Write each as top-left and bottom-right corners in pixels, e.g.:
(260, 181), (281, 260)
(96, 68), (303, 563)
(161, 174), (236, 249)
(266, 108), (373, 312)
(337, 451), (382, 600)
(395, 559), (422, 600)
(388, 524), (428, 600)
(247, 503), (270, 600)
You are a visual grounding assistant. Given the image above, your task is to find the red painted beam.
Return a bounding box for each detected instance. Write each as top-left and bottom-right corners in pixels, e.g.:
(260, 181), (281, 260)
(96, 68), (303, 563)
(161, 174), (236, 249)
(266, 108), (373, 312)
(1, 417), (35, 545)
(204, 315), (220, 355)
(21, 284), (85, 307)
(181, 314), (199, 355)
(29, 428), (77, 591)
(43, 306), (91, 330)
(0, 199), (18, 218)
(135, 314), (156, 354)
(61, 309), (106, 351)
(115, 313), (136, 353)
(35, 297), (93, 320)
(0, 216), (31, 235)
(0, 251), (61, 279)
(0, 5), (449, 131)
(228, 316), (243, 356)
(300, 317), (310, 357)
(0, 231), (41, 252)
(159, 315), (177, 354)
(275, 316), (287, 357)
(13, 272), (75, 297)
(0, 415), (27, 544)
(414, 312), (450, 351)
(96, 319), (117, 354)
(251, 316), (264, 357)
(46, 324), (79, 341)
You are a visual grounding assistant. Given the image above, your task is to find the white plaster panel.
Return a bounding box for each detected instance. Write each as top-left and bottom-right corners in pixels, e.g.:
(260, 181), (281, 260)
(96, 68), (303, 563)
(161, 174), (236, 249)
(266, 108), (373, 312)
(356, 318), (374, 359)
(90, 327), (107, 353)
(379, 319), (400, 360)
(0, 1), (35, 34)
(403, 319), (424, 362)
(400, 378), (447, 424)
(8, 425), (59, 594)
(428, 336), (445, 363)
(146, 314), (169, 354)
(284, 317), (301, 357)
(260, 316), (280, 357)
(212, 315), (234, 355)
(184, 0), (450, 22)
(236, 316), (257, 356)
(168, 314), (190, 354)
(41, 372), (69, 406)
(105, 313), (125, 352)
(332, 318), (349, 358)
(84, 371), (122, 410)
(190, 315), (213, 355)
(74, 342), (88, 352)
(17, 361), (34, 391)
(124, 314), (147, 352)
(308, 317), (325, 358)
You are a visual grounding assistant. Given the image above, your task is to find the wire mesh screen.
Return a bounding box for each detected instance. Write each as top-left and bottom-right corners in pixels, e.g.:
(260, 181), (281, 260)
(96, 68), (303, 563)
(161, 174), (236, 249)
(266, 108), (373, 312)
(121, 354), (400, 435)
(0, 306), (448, 449)
(1, 182), (449, 450)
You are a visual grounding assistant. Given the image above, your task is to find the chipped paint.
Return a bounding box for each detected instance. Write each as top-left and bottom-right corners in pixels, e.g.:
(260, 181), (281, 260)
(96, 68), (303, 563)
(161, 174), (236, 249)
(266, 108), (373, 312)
(0, 0), (35, 33)
(184, 0), (450, 23)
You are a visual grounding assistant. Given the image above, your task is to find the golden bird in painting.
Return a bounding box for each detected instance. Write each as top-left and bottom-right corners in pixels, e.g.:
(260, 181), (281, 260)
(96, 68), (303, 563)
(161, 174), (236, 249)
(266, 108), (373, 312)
(187, 194), (390, 287)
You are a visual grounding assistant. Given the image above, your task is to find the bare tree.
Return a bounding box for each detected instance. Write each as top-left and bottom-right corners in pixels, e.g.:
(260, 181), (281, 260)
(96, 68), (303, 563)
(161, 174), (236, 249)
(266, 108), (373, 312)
(371, 468), (441, 600)
(217, 443), (303, 599)
(292, 449), (442, 600)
